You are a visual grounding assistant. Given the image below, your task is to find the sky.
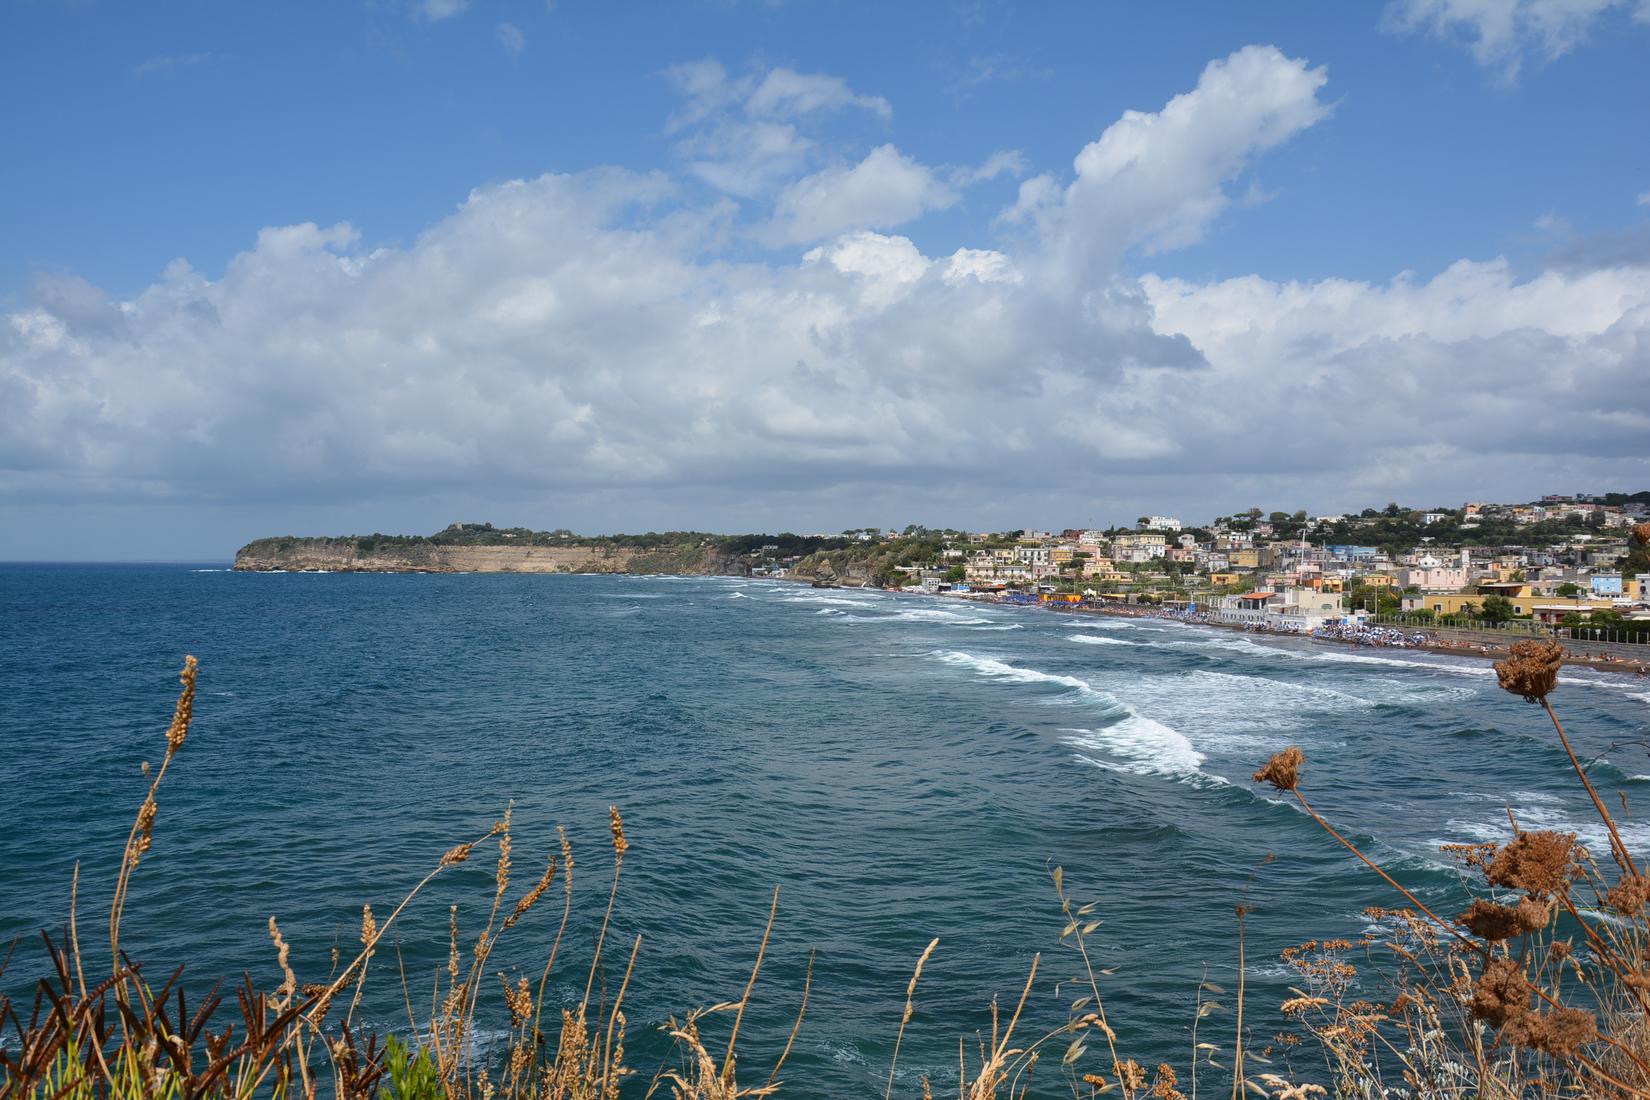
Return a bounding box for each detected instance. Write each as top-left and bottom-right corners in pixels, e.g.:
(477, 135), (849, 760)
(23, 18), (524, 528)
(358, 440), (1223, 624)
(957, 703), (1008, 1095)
(3, 1), (1649, 559)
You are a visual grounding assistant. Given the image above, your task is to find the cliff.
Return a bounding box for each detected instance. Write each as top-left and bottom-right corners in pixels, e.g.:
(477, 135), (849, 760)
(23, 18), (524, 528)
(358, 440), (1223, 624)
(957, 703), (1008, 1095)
(234, 534), (741, 575)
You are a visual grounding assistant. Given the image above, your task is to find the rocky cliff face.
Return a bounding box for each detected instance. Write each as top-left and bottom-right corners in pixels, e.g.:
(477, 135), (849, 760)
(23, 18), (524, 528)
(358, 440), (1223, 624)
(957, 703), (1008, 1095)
(233, 537), (742, 575)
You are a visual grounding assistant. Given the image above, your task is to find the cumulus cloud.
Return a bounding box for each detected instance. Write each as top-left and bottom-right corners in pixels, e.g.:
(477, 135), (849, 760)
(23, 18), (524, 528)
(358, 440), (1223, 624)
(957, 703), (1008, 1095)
(1006, 45), (1331, 286)
(766, 145), (960, 245)
(1384, 0), (1645, 80)
(1137, 259), (1650, 482)
(663, 61), (900, 200)
(4, 44), (1646, 543)
(496, 22), (526, 55)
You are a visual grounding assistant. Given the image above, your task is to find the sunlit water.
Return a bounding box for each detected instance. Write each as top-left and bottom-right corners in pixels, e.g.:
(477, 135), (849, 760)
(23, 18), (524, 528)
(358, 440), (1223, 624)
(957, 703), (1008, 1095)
(4, 564), (1648, 1092)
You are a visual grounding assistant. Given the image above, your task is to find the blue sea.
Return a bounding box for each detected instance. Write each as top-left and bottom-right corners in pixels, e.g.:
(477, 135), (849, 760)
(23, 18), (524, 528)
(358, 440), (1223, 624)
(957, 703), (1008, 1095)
(4, 563), (1649, 1092)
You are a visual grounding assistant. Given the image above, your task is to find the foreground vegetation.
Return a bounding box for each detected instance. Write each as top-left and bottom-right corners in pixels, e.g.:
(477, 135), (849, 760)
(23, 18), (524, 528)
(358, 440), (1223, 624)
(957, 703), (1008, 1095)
(6, 644), (1650, 1097)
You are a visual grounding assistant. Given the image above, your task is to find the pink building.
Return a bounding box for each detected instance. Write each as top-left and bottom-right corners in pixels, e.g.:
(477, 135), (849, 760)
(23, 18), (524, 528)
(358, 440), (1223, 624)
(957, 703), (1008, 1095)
(1399, 549), (1470, 591)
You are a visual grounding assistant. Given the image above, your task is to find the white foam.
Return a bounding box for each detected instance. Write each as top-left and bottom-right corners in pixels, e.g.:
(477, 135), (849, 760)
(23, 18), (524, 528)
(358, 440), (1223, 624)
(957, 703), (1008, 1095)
(1069, 634), (1135, 647)
(930, 650), (1101, 696)
(785, 594), (881, 608)
(930, 650), (1212, 781)
(1062, 718), (1208, 778)
(886, 608), (993, 625)
(1441, 792), (1650, 857)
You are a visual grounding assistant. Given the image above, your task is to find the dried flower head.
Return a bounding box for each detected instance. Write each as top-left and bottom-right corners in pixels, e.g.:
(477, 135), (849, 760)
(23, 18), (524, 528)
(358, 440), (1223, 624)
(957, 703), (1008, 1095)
(128, 793), (158, 869)
(608, 805), (629, 858)
(1254, 747), (1304, 792)
(360, 903), (377, 948)
(1516, 1005), (1599, 1057)
(1607, 873), (1650, 915)
(1150, 1062), (1184, 1099)
(1494, 639), (1563, 703)
(1456, 896), (1551, 941)
(1633, 522), (1650, 548)
(440, 842), (473, 867)
(1485, 830), (1578, 898)
(504, 857), (557, 930)
(495, 806), (513, 898)
(503, 975), (533, 1025)
(1470, 957), (1532, 1028)
(269, 917), (298, 1003)
(1114, 1059), (1147, 1092)
(165, 656), (198, 753)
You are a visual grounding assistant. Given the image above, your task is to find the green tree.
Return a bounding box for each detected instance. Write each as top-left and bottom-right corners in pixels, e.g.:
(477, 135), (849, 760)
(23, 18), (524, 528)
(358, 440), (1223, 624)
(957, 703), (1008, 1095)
(1556, 582), (1581, 598)
(1478, 595), (1516, 624)
(944, 564), (967, 583)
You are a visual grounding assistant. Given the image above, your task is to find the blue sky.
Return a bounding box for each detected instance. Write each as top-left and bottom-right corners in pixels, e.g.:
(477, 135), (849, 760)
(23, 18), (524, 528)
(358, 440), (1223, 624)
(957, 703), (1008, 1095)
(3, 1), (1649, 557)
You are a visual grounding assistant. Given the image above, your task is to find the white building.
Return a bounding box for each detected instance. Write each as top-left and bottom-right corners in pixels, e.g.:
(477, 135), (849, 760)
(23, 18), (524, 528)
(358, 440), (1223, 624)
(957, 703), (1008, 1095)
(1213, 587), (1344, 631)
(1141, 516), (1183, 531)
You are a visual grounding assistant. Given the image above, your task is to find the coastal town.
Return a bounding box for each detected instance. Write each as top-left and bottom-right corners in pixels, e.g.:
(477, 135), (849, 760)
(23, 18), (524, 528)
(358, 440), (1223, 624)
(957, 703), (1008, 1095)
(763, 492), (1650, 655)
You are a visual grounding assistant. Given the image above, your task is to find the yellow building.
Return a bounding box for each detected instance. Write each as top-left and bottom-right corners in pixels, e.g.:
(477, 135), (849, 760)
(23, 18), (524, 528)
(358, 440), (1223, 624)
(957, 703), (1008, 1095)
(1229, 549), (1261, 569)
(1208, 572), (1243, 586)
(1401, 589), (1615, 619)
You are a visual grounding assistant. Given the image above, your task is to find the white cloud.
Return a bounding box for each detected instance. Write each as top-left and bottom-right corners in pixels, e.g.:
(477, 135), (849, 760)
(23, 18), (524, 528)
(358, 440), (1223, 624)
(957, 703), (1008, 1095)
(1384, 0), (1641, 80)
(1136, 258), (1650, 476)
(664, 62), (892, 199)
(133, 53), (210, 79)
(5, 44), (1646, 541)
(496, 23), (526, 55)
(1638, 190), (1650, 206)
(766, 145), (959, 245)
(1011, 45), (1331, 286)
(416, 0), (469, 21)
(743, 68), (892, 121)
(950, 149), (1027, 187)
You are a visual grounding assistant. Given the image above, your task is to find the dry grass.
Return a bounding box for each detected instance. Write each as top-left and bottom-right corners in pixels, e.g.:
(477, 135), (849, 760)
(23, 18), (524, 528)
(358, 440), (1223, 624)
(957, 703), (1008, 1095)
(5, 646), (1650, 1097)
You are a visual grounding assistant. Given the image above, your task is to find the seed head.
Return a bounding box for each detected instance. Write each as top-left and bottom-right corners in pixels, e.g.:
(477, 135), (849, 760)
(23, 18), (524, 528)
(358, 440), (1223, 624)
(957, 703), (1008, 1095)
(495, 807), (513, 898)
(1470, 957), (1532, 1028)
(1456, 896), (1551, 941)
(440, 842), (473, 868)
(165, 656), (198, 753)
(503, 975), (533, 1025)
(1114, 1059), (1147, 1092)
(1486, 830), (1578, 898)
(608, 805), (629, 858)
(503, 857), (556, 930)
(1254, 747), (1304, 792)
(1607, 873), (1650, 915)
(360, 903), (377, 948)
(1494, 640), (1562, 704)
(1514, 1005), (1599, 1057)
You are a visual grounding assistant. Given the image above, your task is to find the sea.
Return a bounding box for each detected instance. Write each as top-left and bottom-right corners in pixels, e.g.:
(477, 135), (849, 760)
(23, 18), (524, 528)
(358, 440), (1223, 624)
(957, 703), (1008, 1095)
(4, 563), (1649, 1093)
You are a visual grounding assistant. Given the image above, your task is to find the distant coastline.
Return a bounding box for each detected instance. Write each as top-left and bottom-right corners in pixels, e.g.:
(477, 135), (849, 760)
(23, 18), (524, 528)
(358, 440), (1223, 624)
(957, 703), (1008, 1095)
(234, 535), (740, 575)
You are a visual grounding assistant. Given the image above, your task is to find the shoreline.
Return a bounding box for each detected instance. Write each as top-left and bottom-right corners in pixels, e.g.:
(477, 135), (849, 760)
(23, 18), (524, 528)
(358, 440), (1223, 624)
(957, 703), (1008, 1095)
(823, 580), (1650, 679)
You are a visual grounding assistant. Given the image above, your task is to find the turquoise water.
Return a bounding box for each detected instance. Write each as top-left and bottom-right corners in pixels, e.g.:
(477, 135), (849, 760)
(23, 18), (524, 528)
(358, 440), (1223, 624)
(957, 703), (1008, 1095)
(4, 564), (1649, 1091)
